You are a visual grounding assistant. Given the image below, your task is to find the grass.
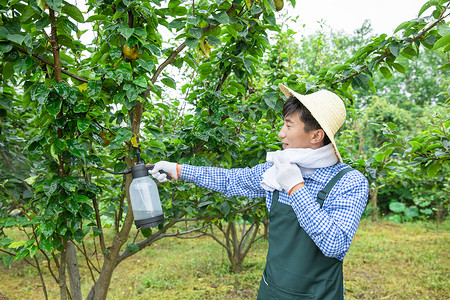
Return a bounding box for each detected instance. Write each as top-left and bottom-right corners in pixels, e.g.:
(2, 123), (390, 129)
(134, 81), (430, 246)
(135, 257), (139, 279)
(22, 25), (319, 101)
(0, 219), (449, 299)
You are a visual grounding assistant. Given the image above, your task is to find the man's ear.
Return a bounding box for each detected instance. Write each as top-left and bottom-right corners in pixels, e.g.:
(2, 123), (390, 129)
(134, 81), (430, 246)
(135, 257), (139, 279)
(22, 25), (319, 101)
(310, 129), (326, 145)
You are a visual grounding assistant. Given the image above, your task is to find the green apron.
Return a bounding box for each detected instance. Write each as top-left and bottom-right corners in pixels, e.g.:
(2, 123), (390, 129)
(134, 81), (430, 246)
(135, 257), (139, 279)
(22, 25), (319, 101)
(257, 168), (352, 300)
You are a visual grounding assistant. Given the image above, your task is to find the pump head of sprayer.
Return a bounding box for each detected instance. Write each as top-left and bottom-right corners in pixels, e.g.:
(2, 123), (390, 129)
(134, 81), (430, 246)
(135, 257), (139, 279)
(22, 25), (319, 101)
(95, 146), (173, 181)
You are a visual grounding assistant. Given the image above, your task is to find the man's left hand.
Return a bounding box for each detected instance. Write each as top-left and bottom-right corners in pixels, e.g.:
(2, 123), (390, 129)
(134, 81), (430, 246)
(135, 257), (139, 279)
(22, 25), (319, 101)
(273, 154), (305, 195)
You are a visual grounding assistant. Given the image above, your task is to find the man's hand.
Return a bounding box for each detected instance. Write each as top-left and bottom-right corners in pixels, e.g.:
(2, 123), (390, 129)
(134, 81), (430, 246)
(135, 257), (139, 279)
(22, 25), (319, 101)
(149, 161), (179, 182)
(273, 154), (304, 195)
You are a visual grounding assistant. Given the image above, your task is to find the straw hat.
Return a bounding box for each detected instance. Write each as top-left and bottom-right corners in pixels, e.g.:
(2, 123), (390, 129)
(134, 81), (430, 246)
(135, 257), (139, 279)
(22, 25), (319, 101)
(278, 84), (347, 162)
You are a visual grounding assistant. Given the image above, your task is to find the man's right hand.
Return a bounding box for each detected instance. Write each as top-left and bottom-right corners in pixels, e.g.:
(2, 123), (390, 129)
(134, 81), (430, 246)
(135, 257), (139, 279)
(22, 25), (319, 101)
(149, 161), (179, 182)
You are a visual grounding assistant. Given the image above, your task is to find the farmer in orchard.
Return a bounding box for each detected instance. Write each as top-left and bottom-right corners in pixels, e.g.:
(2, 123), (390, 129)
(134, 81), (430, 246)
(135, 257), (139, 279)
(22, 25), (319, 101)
(150, 84), (369, 299)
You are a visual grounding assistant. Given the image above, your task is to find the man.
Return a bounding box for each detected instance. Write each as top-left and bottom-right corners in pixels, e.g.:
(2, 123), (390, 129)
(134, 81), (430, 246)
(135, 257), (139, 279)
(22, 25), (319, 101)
(150, 84), (369, 299)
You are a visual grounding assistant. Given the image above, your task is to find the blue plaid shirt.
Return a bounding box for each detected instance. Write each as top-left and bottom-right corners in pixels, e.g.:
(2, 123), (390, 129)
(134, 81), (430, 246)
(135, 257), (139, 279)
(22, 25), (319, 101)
(181, 162), (369, 261)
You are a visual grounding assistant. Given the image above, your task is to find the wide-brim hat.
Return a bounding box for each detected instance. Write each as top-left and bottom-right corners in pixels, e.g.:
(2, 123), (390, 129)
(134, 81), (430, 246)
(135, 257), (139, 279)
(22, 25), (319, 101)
(278, 84), (346, 162)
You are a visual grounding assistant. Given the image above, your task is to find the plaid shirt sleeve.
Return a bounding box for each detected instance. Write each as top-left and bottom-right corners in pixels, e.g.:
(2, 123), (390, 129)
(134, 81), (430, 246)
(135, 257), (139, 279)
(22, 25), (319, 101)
(180, 163), (269, 198)
(290, 169), (369, 260)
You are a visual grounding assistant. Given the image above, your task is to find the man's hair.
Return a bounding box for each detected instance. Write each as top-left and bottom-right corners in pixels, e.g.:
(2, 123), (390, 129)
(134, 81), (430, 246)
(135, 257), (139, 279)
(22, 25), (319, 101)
(282, 96), (331, 145)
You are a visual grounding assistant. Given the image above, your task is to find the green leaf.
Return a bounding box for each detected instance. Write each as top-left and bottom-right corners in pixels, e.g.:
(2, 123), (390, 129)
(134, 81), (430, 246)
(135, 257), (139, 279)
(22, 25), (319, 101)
(419, 1), (433, 17)
(226, 25), (238, 38)
(426, 163), (442, 178)
(138, 59), (155, 72)
(0, 42), (13, 53)
(212, 11), (230, 25)
(62, 3), (85, 23)
(244, 59), (253, 73)
(15, 248), (29, 261)
(127, 243), (139, 252)
(55, 139), (66, 150)
(73, 103), (89, 113)
(374, 152), (385, 162)
(66, 198), (80, 215)
(67, 138), (87, 158)
(8, 240), (27, 249)
(85, 15), (109, 22)
(77, 118), (90, 133)
(46, 0), (62, 13)
(409, 140), (423, 152)
(118, 25), (135, 40)
(114, 127), (133, 144)
(207, 35), (222, 46)
(39, 238), (53, 252)
(74, 194), (89, 203)
(264, 13), (276, 27)
(392, 63), (406, 74)
(161, 77), (176, 89)
(218, 201), (231, 215)
(92, 227), (102, 236)
(20, 6), (37, 22)
(43, 180), (59, 197)
(264, 0), (276, 11)
(73, 229), (85, 243)
(379, 66), (392, 80)
(389, 42), (401, 57)
(45, 99), (63, 115)
(262, 92), (278, 109)
(187, 15), (202, 25)
(27, 141), (44, 162)
(31, 84), (51, 105)
(141, 227), (152, 237)
(54, 82), (74, 100)
(134, 76), (148, 88)
(148, 139), (166, 151)
(389, 202), (406, 213)
(185, 37), (199, 48)
(432, 33), (450, 50)
(87, 80), (101, 99)
(188, 27), (203, 39)
(14, 56), (33, 73)
(6, 34), (25, 44)
(147, 44), (161, 56)
(3, 61), (14, 80)
(404, 207), (419, 219)
(351, 73), (370, 90)
(168, 19), (185, 29)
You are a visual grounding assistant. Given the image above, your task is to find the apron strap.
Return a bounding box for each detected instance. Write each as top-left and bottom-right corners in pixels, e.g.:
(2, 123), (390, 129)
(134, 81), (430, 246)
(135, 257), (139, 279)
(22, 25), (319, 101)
(317, 167), (353, 208)
(273, 190), (279, 201)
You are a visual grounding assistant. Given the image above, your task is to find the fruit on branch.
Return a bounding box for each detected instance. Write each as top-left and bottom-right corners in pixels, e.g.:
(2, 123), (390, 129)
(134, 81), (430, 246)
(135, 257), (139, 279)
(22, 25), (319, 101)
(199, 40), (211, 58)
(122, 45), (141, 61)
(274, 0), (284, 11)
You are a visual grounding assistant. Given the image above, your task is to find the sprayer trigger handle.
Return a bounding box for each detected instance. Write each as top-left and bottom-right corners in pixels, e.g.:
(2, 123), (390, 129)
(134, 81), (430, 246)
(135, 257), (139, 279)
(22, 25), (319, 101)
(145, 164), (174, 181)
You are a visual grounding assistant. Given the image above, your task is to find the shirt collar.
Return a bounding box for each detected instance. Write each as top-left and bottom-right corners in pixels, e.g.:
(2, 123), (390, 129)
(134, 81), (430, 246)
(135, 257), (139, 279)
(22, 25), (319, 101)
(303, 162), (346, 184)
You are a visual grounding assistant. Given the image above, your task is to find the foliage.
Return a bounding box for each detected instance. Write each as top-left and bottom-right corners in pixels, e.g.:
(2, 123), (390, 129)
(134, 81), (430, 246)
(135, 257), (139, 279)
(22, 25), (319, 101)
(0, 0), (289, 298)
(0, 0), (449, 299)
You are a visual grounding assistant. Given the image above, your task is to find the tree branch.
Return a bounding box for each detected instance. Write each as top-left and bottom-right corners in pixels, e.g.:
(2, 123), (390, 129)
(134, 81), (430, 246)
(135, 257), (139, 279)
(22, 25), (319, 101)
(331, 10), (450, 88)
(179, 200), (264, 222)
(0, 151), (31, 191)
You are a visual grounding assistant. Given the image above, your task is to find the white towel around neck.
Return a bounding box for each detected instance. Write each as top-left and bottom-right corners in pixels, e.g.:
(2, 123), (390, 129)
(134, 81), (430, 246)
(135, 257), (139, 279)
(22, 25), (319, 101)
(261, 144), (338, 191)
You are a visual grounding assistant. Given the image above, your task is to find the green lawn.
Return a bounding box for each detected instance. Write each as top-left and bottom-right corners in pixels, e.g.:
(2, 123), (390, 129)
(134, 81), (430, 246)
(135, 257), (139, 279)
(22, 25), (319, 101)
(1, 220), (449, 299)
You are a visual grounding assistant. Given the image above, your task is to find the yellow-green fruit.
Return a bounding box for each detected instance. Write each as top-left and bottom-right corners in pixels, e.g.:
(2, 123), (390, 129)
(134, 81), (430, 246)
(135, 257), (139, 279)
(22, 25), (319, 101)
(199, 40), (211, 58)
(122, 45), (141, 61)
(274, 0), (284, 11)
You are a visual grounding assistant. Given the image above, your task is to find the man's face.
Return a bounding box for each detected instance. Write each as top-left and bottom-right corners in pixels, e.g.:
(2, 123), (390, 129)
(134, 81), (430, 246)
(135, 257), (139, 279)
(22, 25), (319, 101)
(278, 113), (315, 149)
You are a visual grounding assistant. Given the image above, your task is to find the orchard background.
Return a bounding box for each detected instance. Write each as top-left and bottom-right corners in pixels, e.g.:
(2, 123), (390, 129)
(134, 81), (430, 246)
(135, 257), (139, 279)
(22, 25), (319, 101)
(0, 0), (448, 299)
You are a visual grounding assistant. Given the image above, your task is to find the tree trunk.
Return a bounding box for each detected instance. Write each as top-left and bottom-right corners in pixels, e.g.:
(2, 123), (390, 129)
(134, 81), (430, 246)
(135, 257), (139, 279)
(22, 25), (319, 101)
(262, 216), (269, 239)
(86, 176), (134, 300)
(59, 240), (68, 300)
(67, 241), (82, 300)
(371, 186), (378, 222)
